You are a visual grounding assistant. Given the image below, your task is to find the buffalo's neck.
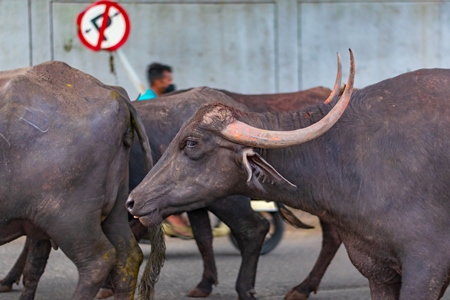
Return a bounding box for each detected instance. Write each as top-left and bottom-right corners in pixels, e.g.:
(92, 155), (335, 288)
(255, 138), (349, 218)
(239, 108), (360, 225)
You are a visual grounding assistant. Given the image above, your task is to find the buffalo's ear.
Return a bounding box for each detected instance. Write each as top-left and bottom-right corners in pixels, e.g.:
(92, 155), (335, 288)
(238, 148), (297, 193)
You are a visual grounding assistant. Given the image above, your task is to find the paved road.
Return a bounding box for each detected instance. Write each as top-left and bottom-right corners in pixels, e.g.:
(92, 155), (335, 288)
(1, 223), (450, 300)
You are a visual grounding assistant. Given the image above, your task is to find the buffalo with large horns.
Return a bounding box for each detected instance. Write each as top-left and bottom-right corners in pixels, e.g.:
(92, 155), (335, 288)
(129, 50), (450, 299)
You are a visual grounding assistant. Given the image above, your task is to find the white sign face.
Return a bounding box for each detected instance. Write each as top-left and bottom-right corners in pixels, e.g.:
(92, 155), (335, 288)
(77, 1), (130, 52)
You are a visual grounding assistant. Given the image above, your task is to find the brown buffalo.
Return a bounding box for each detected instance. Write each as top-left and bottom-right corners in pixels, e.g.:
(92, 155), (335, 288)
(128, 86), (342, 300)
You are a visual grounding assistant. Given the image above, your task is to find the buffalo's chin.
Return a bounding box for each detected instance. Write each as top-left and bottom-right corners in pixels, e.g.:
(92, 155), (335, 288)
(139, 213), (163, 227)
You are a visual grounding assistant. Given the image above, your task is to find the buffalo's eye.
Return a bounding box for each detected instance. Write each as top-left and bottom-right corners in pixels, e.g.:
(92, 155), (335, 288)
(186, 139), (198, 148)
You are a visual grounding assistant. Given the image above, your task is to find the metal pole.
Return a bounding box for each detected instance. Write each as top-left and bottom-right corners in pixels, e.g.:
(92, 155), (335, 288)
(116, 48), (146, 98)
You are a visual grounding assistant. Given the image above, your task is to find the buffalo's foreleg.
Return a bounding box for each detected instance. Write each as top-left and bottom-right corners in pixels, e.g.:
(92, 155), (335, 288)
(186, 208), (217, 297)
(284, 219), (341, 300)
(0, 237), (30, 292)
(397, 255), (449, 300)
(369, 253), (448, 300)
(20, 239), (51, 300)
(209, 196), (269, 300)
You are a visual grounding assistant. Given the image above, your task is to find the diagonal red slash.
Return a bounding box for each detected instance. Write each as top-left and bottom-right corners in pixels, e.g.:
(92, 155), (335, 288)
(94, 2), (112, 51)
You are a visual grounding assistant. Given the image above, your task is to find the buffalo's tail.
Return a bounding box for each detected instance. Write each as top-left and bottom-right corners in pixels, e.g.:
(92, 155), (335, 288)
(124, 99), (166, 300)
(137, 225), (166, 300)
(125, 99), (153, 172)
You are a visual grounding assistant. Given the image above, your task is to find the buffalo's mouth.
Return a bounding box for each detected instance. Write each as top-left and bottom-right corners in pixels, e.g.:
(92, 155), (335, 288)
(126, 193), (203, 227)
(126, 196), (164, 227)
(131, 207), (164, 227)
(137, 213), (162, 227)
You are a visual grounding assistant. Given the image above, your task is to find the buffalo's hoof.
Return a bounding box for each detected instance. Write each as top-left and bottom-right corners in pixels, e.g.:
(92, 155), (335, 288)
(237, 288), (257, 300)
(0, 282), (13, 293)
(284, 289), (309, 300)
(187, 287), (211, 298)
(96, 288), (114, 299)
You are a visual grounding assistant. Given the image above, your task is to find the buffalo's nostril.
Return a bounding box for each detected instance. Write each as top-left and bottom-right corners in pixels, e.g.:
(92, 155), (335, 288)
(126, 196), (135, 213)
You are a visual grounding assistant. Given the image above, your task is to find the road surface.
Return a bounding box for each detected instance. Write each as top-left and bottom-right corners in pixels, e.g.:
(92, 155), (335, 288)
(1, 215), (449, 300)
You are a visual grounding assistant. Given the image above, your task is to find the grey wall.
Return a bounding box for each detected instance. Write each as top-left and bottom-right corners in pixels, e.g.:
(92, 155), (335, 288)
(1, 0), (450, 100)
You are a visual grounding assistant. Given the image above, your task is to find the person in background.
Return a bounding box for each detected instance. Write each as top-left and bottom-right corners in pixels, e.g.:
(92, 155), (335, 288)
(136, 62), (191, 238)
(137, 62), (176, 100)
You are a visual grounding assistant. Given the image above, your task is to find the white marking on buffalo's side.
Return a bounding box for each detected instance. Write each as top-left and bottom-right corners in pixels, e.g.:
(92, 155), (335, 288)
(0, 133), (10, 147)
(14, 106), (49, 133)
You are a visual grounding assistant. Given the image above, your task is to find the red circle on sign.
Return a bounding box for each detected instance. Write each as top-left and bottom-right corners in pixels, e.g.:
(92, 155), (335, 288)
(76, 0), (131, 52)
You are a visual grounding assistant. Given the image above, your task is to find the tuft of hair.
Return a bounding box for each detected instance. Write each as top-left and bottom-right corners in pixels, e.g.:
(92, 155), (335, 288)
(137, 224), (166, 300)
(277, 203), (314, 229)
(194, 102), (246, 132)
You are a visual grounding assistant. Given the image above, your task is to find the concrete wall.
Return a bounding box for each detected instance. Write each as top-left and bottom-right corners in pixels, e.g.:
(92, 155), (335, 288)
(1, 0), (450, 100)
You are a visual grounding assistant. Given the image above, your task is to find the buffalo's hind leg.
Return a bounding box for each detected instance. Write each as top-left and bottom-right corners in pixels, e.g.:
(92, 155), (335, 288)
(186, 208), (218, 297)
(209, 195), (269, 300)
(285, 219), (342, 300)
(47, 212), (118, 300)
(0, 237), (30, 292)
(101, 187), (143, 300)
(96, 274), (114, 300)
(96, 218), (149, 299)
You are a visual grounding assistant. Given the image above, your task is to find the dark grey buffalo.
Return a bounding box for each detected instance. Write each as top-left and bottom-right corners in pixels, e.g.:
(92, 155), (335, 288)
(128, 51), (450, 299)
(132, 87), (345, 300)
(0, 61), (152, 300)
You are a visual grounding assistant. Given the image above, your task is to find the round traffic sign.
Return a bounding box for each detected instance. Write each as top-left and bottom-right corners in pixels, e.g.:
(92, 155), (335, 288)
(76, 0), (130, 52)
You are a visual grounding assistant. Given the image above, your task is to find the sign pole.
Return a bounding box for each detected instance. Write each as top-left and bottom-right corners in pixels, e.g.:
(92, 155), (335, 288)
(77, 1), (145, 97)
(116, 49), (146, 96)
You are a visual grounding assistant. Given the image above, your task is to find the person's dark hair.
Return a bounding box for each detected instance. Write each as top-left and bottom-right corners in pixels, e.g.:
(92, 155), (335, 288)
(146, 62), (172, 85)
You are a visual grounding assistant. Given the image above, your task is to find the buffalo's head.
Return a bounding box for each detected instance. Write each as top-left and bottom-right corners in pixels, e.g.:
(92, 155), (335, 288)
(127, 50), (355, 227)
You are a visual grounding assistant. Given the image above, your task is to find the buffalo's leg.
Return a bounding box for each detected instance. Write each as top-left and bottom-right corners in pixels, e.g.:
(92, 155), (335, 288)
(47, 212), (118, 300)
(96, 218), (148, 299)
(96, 274), (114, 300)
(438, 275), (450, 299)
(19, 239), (51, 300)
(186, 208), (217, 297)
(0, 237), (30, 292)
(284, 219), (341, 300)
(368, 280), (400, 300)
(101, 186), (143, 300)
(398, 256), (449, 300)
(209, 196), (269, 300)
(369, 255), (449, 300)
